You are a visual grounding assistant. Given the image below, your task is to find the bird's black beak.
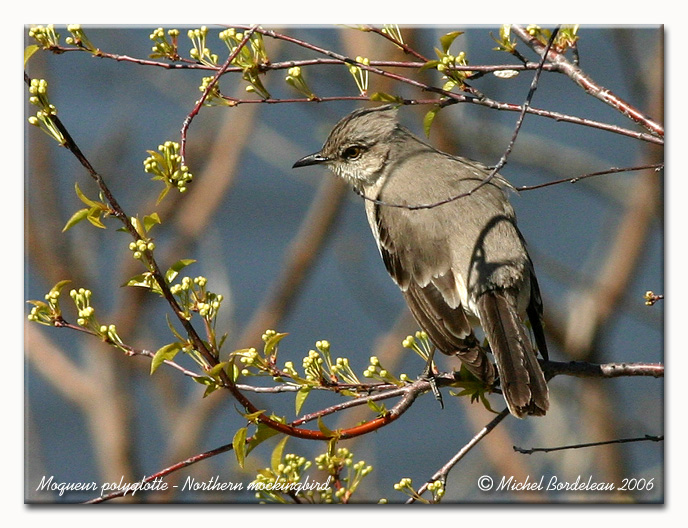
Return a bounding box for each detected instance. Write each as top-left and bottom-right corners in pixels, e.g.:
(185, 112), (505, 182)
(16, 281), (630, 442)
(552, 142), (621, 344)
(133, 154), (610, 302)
(292, 152), (329, 169)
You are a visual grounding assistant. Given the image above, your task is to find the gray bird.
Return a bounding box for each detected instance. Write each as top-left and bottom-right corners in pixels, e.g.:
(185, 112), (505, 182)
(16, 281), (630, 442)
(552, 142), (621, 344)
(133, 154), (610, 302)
(293, 105), (549, 418)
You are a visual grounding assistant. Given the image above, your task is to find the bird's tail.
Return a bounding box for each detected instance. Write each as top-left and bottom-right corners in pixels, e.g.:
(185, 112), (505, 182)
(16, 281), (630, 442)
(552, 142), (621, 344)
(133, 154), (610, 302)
(476, 290), (549, 418)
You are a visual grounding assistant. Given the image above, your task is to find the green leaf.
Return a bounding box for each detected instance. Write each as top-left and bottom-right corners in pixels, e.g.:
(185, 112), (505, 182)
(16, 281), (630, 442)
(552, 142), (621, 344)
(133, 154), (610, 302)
(479, 392), (499, 414)
(370, 92), (403, 103)
(442, 79), (457, 92)
(129, 216), (145, 238)
(124, 273), (150, 287)
(49, 279), (72, 296)
(156, 184), (171, 205)
(166, 259), (196, 284)
(165, 314), (185, 341)
(440, 31), (463, 53)
(263, 332), (289, 356)
(270, 435), (289, 473)
(246, 422), (280, 456)
(86, 207), (106, 229)
(145, 149), (166, 164)
(192, 375), (214, 386)
(232, 427), (248, 468)
(122, 272), (161, 295)
(206, 361), (228, 379)
(202, 382), (221, 398)
(191, 375), (222, 397)
(217, 332), (229, 352)
(143, 212), (161, 232)
(295, 387), (311, 416)
(418, 59), (440, 72)
(423, 106), (441, 137)
(317, 416), (334, 437)
(74, 182), (99, 208)
(62, 208), (89, 232)
(150, 342), (182, 375)
(24, 45), (40, 67)
(242, 409), (267, 423)
(226, 358), (240, 382)
(367, 399), (387, 416)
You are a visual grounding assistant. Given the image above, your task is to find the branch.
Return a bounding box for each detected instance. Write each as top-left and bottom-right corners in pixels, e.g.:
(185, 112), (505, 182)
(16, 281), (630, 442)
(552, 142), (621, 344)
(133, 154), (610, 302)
(84, 441), (235, 503)
(517, 163), (663, 191)
(513, 434), (663, 455)
(407, 408), (511, 503)
(179, 25), (258, 165)
(544, 360), (664, 379)
(510, 25), (664, 138)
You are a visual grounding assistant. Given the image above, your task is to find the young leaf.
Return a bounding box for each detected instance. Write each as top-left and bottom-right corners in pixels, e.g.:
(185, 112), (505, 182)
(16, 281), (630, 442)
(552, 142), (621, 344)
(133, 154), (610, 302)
(370, 92), (403, 103)
(246, 422), (280, 456)
(62, 208), (89, 232)
(24, 45), (40, 67)
(150, 342), (182, 375)
(317, 416), (334, 437)
(156, 185), (171, 205)
(123, 273), (149, 288)
(440, 31), (463, 53)
(74, 182), (100, 208)
(226, 358), (240, 383)
(270, 435), (290, 473)
(263, 332), (289, 356)
(202, 382), (221, 398)
(423, 106), (441, 137)
(86, 207), (106, 229)
(418, 59), (440, 72)
(129, 216), (146, 238)
(50, 279), (72, 293)
(206, 361), (228, 379)
(143, 212), (161, 232)
(123, 272), (162, 295)
(166, 259), (196, 284)
(295, 387), (311, 416)
(233, 426), (248, 468)
(242, 409), (268, 423)
(367, 399), (387, 416)
(165, 314), (186, 342)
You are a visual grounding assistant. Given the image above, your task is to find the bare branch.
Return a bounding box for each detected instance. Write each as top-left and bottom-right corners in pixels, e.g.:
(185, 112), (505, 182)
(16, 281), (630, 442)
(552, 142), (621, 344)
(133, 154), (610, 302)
(514, 434), (663, 455)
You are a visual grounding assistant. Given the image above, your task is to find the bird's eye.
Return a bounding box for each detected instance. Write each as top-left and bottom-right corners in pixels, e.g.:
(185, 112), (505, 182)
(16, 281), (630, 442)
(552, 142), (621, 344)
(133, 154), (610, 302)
(342, 145), (365, 160)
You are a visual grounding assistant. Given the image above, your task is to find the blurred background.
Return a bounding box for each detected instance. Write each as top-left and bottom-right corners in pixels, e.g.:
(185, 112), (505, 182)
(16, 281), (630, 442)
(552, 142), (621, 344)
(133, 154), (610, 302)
(24, 25), (663, 503)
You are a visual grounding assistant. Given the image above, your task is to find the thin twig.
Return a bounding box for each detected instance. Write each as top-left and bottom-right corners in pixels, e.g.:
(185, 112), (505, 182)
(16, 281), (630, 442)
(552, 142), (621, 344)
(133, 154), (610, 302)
(84, 441), (235, 503)
(180, 25), (258, 165)
(514, 434), (663, 455)
(517, 163), (663, 192)
(407, 408), (511, 503)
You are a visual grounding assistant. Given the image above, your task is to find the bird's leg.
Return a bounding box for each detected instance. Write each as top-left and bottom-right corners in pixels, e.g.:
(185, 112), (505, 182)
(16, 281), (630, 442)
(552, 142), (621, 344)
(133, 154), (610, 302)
(420, 348), (444, 409)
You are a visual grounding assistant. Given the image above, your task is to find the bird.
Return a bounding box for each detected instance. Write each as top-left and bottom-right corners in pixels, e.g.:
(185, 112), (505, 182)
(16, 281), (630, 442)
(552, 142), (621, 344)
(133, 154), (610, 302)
(292, 104), (549, 418)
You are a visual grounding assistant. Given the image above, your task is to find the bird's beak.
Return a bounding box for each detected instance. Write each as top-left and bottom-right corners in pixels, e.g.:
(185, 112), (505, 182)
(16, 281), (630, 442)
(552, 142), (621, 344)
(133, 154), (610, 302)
(292, 152), (329, 169)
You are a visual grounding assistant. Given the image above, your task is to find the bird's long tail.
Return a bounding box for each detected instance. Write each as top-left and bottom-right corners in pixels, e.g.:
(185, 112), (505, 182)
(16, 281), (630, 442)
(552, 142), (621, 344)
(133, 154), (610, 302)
(476, 290), (549, 418)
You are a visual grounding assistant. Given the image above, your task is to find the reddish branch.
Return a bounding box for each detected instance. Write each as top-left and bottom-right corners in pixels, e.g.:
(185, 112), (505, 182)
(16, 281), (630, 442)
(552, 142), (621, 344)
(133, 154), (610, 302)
(35, 27), (663, 145)
(510, 25), (664, 138)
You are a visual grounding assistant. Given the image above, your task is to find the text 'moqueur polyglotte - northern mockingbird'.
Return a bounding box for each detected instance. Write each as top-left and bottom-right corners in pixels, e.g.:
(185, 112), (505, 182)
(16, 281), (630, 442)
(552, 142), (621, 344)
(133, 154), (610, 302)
(293, 105), (549, 418)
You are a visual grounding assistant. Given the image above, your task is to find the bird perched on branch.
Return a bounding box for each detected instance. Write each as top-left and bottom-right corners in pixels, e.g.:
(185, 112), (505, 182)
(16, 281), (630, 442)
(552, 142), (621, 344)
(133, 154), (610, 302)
(293, 105), (549, 418)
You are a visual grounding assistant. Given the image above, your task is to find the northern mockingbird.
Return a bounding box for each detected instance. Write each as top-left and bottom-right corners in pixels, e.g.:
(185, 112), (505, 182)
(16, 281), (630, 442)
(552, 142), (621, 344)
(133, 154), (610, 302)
(293, 105), (549, 418)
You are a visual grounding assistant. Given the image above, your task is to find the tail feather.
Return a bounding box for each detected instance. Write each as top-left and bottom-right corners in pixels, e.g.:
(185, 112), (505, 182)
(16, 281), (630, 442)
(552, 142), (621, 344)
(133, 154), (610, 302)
(476, 290), (549, 418)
